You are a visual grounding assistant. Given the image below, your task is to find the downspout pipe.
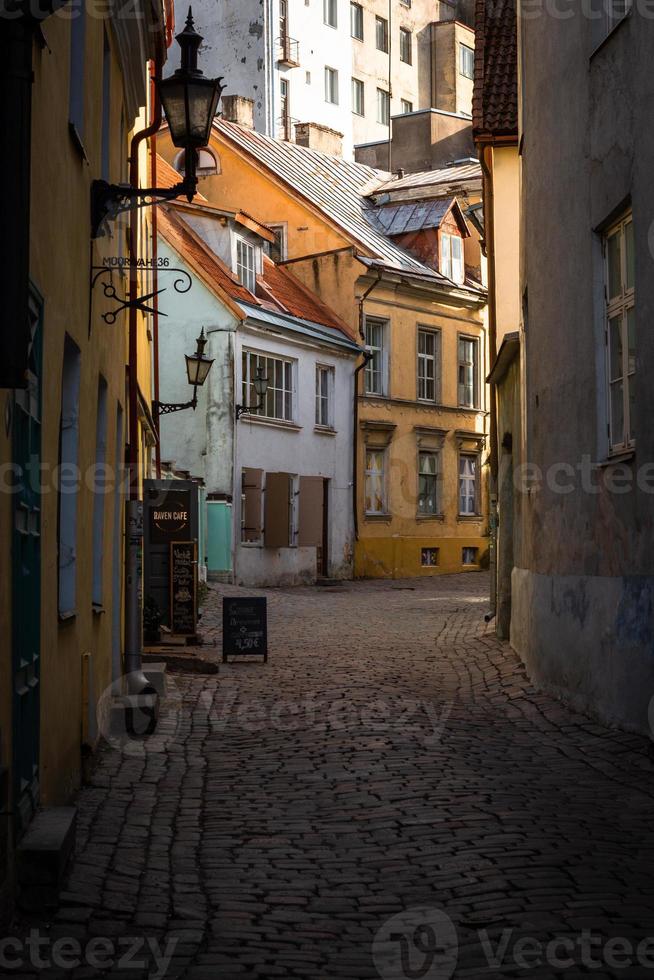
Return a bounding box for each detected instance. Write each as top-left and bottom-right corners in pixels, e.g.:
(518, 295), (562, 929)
(124, 51), (166, 689)
(127, 56), (165, 500)
(479, 142), (498, 619)
(353, 270), (383, 544)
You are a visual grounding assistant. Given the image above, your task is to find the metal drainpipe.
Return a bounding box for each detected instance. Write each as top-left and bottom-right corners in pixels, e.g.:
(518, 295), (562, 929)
(479, 142), (498, 619)
(124, 53), (166, 690)
(151, 80), (162, 479)
(388, 0), (392, 173)
(353, 271), (383, 543)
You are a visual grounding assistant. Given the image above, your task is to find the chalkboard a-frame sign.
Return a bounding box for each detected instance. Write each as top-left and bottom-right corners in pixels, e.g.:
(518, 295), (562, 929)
(222, 597), (268, 662)
(170, 541), (197, 636)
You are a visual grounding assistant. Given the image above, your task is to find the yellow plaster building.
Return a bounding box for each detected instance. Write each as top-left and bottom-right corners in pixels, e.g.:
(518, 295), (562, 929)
(0, 0), (165, 922)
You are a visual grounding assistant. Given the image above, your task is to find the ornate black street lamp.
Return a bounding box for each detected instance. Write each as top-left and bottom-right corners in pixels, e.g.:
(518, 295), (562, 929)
(155, 328), (215, 415)
(91, 8), (224, 237)
(236, 367), (269, 420)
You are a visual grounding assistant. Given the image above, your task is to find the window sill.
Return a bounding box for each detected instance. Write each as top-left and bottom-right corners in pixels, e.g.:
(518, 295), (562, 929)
(457, 514), (482, 522)
(240, 541), (263, 548)
(58, 610), (77, 625)
(239, 415), (301, 432)
(364, 513), (392, 523)
(598, 448), (635, 467)
(416, 513), (445, 522)
(92, 603), (105, 616)
(314, 425), (337, 436)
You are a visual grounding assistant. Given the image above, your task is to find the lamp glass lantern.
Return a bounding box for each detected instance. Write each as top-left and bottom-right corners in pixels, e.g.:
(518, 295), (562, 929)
(185, 329), (214, 388)
(253, 367), (269, 401)
(159, 9), (224, 151)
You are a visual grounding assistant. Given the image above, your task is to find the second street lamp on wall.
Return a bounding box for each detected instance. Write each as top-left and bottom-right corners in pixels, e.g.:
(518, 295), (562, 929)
(236, 367), (269, 420)
(156, 329), (214, 416)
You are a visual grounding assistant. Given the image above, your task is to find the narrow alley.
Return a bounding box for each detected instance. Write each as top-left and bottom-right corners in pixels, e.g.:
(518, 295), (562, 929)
(12, 574), (654, 979)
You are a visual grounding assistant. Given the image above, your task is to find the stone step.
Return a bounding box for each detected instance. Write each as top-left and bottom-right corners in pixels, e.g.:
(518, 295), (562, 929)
(143, 661), (167, 697)
(17, 807), (76, 910)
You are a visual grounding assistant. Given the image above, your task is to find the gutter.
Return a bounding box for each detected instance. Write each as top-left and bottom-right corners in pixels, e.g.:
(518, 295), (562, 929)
(353, 271), (383, 542)
(478, 142), (498, 621)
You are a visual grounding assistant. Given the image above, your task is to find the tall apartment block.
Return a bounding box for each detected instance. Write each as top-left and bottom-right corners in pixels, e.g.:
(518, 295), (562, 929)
(178, 0), (475, 159)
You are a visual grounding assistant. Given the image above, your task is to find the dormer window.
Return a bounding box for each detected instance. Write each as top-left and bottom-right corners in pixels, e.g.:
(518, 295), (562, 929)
(174, 147), (220, 177)
(440, 232), (464, 285)
(236, 238), (257, 292)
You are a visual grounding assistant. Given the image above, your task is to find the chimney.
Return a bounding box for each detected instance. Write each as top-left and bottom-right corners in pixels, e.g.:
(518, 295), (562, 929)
(294, 122), (344, 158)
(221, 95), (255, 129)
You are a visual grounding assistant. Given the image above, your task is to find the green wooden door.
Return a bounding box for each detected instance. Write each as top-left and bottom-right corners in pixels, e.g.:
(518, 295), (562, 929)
(12, 294), (42, 832)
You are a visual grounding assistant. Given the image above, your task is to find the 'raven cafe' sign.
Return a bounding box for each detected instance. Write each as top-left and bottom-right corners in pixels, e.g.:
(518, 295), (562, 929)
(170, 541), (196, 636)
(222, 597), (268, 662)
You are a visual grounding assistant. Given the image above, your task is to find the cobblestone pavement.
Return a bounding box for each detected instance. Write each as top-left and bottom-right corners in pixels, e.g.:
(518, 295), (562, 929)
(11, 573), (654, 980)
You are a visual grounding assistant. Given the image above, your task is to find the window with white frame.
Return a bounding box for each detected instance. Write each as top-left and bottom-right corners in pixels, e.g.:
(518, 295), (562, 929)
(236, 238), (256, 292)
(365, 449), (386, 514)
(324, 0), (337, 27)
(604, 211), (635, 451)
(401, 99), (413, 114)
(458, 336), (479, 409)
(352, 77), (365, 116)
(350, 1), (363, 39)
(376, 15), (389, 51)
(325, 66), (339, 104)
(459, 43), (474, 79)
(364, 317), (387, 395)
(440, 232), (464, 284)
(315, 364), (334, 427)
(459, 454), (478, 516)
(242, 350), (295, 421)
(377, 88), (390, 126)
(399, 27), (412, 64)
(417, 328), (440, 402)
(418, 451), (440, 515)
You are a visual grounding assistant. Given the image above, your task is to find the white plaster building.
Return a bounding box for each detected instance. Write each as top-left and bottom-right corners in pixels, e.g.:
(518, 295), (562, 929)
(171, 0), (475, 159)
(155, 194), (361, 586)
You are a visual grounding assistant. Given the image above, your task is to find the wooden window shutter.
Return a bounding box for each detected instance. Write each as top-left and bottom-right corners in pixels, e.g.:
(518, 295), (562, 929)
(298, 476), (324, 547)
(264, 472), (292, 548)
(242, 468), (263, 541)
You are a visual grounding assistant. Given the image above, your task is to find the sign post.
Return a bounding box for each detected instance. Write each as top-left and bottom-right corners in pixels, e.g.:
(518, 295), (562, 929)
(222, 598), (268, 663)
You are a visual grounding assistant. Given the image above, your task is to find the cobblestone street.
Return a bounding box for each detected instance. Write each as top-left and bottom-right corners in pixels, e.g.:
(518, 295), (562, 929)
(12, 573), (654, 979)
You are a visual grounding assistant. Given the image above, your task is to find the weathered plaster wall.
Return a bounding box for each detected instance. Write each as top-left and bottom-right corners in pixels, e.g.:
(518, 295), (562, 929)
(513, 8), (654, 731)
(171, 0), (270, 132)
(156, 236), (238, 492)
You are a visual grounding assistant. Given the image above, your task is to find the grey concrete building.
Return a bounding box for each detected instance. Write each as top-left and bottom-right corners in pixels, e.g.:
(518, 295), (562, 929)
(511, 1), (654, 731)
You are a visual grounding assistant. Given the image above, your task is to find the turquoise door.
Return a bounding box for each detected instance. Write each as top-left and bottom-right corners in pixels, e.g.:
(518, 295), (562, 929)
(206, 501), (233, 574)
(12, 294), (42, 832)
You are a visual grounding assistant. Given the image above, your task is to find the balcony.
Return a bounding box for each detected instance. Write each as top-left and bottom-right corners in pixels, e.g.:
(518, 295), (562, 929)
(277, 35), (300, 67)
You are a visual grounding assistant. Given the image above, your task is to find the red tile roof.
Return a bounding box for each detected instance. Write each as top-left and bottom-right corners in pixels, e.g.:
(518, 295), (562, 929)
(472, 0), (518, 139)
(260, 258), (355, 338)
